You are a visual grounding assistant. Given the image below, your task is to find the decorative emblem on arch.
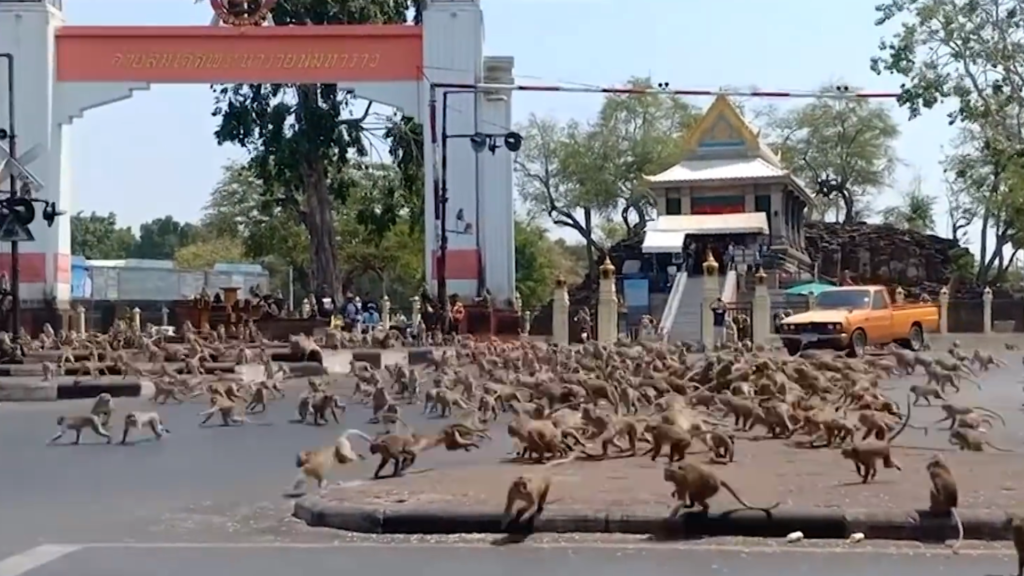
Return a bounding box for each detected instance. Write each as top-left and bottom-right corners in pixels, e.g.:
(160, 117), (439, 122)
(209, 0), (278, 27)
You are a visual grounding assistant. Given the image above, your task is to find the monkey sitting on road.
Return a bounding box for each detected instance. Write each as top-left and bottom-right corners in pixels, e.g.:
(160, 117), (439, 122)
(501, 455), (577, 529)
(926, 455), (963, 554)
(663, 461), (780, 516)
(90, 392), (115, 426)
(120, 411), (170, 444)
(49, 414), (112, 445)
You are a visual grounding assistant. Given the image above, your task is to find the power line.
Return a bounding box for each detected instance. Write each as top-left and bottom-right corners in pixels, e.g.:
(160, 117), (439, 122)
(428, 82), (902, 99)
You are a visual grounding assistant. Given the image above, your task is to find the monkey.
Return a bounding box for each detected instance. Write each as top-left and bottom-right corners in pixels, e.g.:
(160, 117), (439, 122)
(972, 349), (1006, 371)
(245, 386), (271, 414)
(41, 361), (60, 382)
(90, 392), (115, 426)
(934, 403), (1006, 430)
(294, 392), (316, 423)
(311, 393), (346, 425)
(697, 429), (736, 463)
(949, 427), (1013, 452)
(909, 383), (945, 406)
(198, 396), (249, 426)
(49, 414), (112, 445)
(288, 429), (375, 494)
(840, 395), (913, 483)
(151, 378), (185, 404)
(923, 363), (964, 393)
(501, 454), (578, 529)
(120, 411), (170, 444)
(663, 461), (780, 516)
(926, 455), (963, 554)
(642, 422), (693, 463)
(368, 431), (435, 478)
(1007, 514), (1024, 576)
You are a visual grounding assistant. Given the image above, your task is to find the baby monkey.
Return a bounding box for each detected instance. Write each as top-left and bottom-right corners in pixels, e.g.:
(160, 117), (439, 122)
(120, 411), (170, 444)
(926, 455), (963, 553)
(49, 414), (112, 445)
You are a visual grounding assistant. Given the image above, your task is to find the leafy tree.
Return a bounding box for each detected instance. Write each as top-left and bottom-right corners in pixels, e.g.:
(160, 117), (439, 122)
(209, 0), (416, 292)
(871, 0), (1024, 281)
(879, 174), (937, 233)
(174, 236), (248, 270)
(70, 211), (136, 259)
(515, 77), (700, 277)
(763, 87), (900, 223)
(132, 216), (199, 260)
(514, 218), (558, 310)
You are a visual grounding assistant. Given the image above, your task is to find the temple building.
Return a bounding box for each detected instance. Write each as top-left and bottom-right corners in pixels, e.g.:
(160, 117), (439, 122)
(641, 95), (815, 272)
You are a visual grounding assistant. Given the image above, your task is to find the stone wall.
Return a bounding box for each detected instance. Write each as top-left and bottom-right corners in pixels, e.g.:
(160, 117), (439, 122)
(805, 222), (959, 294)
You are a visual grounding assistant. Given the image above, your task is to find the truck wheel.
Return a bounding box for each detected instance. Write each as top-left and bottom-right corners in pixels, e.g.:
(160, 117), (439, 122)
(784, 341), (802, 356)
(907, 324), (924, 352)
(847, 329), (867, 358)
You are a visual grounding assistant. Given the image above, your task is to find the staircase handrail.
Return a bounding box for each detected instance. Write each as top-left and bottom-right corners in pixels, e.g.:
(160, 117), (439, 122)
(659, 272), (687, 338)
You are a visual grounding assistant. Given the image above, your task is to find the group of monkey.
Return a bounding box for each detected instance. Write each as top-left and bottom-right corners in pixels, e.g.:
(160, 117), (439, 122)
(33, 321), (1024, 564)
(276, 335), (1023, 552)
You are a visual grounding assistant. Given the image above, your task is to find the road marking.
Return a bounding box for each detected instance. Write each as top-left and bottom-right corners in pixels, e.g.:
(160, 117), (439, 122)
(55, 541), (1016, 556)
(0, 545), (81, 576)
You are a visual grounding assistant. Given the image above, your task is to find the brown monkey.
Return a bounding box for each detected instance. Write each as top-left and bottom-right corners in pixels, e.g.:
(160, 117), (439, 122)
(909, 384), (945, 406)
(289, 429), (374, 493)
(663, 461), (780, 516)
(926, 455), (963, 553)
(840, 395), (913, 483)
(245, 386), (271, 414)
(935, 403), (1006, 430)
(643, 422), (692, 463)
(49, 414), (112, 445)
(311, 393), (346, 425)
(120, 411), (170, 444)
(697, 429), (736, 463)
(949, 427), (1013, 452)
(90, 393), (115, 426)
(368, 432), (434, 478)
(199, 396), (249, 426)
(501, 454), (577, 529)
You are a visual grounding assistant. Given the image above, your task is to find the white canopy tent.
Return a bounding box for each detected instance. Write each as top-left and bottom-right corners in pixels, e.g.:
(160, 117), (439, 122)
(640, 213), (770, 254)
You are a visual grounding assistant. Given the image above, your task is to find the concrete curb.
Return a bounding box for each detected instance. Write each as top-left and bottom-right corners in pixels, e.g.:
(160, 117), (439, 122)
(0, 379), (154, 402)
(292, 499), (1008, 541)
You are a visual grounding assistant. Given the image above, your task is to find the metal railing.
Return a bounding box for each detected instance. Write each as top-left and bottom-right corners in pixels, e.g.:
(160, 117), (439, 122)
(658, 272), (687, 338)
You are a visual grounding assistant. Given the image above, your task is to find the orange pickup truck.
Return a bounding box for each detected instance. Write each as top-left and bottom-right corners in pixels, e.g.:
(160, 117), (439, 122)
(779, 285), (940, 357)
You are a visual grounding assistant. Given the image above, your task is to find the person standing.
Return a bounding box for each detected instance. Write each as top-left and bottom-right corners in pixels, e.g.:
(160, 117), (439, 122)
(710, 297), (728, 346)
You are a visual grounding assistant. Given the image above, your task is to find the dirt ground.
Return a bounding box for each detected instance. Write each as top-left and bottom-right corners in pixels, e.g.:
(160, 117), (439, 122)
(324, 439), (1024, 515)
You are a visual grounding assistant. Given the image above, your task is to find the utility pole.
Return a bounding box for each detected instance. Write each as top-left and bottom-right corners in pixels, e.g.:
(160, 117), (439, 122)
(0, 53), (19, 336)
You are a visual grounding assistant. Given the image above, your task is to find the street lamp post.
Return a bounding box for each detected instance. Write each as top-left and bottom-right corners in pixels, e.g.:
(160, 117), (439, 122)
(436, 88), (522, 323)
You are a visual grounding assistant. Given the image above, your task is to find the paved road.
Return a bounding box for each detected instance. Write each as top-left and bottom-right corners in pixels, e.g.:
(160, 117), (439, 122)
(0, 353), (1022, 568)
(0, 389), (517, 558)
(0, 541), (1019, 576)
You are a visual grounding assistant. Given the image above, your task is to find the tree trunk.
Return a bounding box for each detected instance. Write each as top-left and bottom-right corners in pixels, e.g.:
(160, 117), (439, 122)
(300, 157), (338, 294)
(583, 208), (596, 279)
